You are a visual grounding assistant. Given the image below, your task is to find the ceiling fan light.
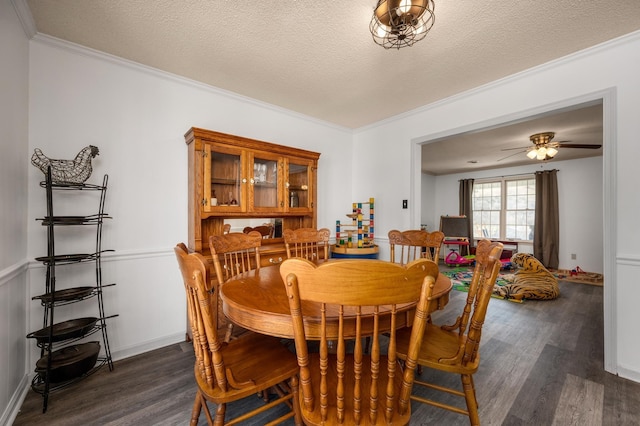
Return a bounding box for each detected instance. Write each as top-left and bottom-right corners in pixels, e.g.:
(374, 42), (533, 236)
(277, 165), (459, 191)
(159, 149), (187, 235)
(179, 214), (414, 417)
(546, 147), (558, 157)
(526, 150), (538, 159)
(536, 147), (547, 160)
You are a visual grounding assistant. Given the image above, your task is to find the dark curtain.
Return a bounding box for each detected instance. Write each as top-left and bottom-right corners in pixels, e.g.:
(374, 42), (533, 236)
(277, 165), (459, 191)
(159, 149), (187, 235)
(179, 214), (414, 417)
(534, 170), (559, 269)
(459, 179), (474, 247)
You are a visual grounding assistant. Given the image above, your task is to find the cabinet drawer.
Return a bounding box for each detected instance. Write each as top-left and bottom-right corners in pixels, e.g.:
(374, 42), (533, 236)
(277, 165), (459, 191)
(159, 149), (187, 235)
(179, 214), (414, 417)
(259, 243), (287, 267)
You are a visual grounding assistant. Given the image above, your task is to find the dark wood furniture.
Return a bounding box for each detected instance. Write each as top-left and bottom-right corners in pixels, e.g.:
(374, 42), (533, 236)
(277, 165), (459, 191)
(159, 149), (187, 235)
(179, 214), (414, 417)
(242, 224), (274, 238)
(279, 257), (439, 425)
(395, 239), (504, 426)
(174, 244), (301, 426)
(219, 262), (452, 340)
(184, 127), (320, 267)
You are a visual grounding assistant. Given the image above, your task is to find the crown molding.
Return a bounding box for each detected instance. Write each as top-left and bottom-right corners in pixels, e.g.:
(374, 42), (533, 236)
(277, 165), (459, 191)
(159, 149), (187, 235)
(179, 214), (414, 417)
(10, 0), (36, 39)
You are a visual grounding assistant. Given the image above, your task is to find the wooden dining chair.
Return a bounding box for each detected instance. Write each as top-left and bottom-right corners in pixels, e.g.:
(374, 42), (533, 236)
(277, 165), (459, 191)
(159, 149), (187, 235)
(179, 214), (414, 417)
(222, 223), (231, 234)
(389, 229), (445, 265)
(282, 227), (331, 262)
(423, 230), (445, 262)
(395, 239), (503, 426)
(280, 257), (440, 425)
(243, 224), (273, 239)
(174, 244), (301, 426)
(209, 231), (262, 342)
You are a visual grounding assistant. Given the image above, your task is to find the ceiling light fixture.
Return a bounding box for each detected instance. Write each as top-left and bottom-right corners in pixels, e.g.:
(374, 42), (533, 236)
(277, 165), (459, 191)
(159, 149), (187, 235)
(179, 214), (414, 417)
(526, 131), (559, 161)
(370, 0), (435, 49)
(527, 145), (559, 160)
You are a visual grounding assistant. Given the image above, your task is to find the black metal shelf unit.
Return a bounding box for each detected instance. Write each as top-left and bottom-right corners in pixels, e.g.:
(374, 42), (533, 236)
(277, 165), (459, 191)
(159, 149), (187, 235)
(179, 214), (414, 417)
(28, 168), (117, 412)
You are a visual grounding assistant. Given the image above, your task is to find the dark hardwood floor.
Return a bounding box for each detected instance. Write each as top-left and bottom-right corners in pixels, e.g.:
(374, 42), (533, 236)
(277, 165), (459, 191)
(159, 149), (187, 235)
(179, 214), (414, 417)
(14, 279), (640, 425)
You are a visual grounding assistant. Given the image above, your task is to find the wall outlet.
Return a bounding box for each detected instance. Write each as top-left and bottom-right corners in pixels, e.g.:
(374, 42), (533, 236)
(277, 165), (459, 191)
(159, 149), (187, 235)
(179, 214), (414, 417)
(571, 253), (577, 260)
(402, 199), (408, 209)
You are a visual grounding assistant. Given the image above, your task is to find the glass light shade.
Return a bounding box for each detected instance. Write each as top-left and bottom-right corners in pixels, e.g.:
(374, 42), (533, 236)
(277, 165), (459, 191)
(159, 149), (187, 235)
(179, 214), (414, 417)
(546, 147), (558, 157)
(527, 150), (538, 159)
(398, 0), (412, 14)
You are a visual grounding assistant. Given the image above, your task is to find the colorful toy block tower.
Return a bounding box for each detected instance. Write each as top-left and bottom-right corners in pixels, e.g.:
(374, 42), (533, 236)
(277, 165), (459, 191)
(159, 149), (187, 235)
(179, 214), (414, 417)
(332, 197), (379, 258)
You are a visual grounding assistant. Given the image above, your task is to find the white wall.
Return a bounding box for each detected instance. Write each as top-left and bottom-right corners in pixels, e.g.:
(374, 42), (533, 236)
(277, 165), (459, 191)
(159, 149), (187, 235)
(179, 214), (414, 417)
(420, 172), (437, 230)
(0, 0), (30, 423)
(426, 156), (603, 273)
(354, 32), (640, 381)
(25, 35), (354, 369)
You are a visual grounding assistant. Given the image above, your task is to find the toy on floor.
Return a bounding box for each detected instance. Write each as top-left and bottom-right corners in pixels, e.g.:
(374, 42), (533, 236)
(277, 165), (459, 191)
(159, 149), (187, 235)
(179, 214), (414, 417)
(500, 258), (512, 269)
(493, 253), (560, 301)
(570, 266), (587, 276)
(443, 236), (471, 265)
(444, 249), (475, 266)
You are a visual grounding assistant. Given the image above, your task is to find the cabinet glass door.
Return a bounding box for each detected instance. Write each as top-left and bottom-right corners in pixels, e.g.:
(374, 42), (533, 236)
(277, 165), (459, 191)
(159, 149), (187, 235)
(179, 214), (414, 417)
(287, 159), (313, 211)
(250, 153), (281, 211)
(204, 145), (245, 213)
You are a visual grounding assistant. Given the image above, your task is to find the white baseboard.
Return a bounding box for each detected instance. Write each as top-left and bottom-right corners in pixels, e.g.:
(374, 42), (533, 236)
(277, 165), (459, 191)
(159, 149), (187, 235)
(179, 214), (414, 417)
(110, 332), (186, 362)
(616, 365), (640, 384)
(0, 373), (30, 426)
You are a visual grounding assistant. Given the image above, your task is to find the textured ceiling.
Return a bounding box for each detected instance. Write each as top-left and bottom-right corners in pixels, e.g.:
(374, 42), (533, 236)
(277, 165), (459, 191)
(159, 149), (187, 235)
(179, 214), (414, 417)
(23, 1), (640, 173)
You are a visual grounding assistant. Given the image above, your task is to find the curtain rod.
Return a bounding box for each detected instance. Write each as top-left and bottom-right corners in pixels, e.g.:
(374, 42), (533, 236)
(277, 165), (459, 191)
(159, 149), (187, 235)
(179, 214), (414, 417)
(459, 169), (558, 181)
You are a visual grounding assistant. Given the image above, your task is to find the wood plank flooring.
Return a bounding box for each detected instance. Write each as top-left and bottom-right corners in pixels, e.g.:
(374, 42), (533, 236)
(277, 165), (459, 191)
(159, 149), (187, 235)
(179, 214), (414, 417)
(13, 279), (640, 425)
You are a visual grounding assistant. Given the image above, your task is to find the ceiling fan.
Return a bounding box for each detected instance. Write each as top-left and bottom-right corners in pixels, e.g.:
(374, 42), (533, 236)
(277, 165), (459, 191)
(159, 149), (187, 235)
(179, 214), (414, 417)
(498, 131), (602, 162)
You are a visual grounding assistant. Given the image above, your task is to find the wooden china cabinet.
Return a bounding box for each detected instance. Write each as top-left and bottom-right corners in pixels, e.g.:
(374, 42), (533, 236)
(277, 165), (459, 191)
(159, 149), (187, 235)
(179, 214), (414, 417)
(184, 127), (320, 265)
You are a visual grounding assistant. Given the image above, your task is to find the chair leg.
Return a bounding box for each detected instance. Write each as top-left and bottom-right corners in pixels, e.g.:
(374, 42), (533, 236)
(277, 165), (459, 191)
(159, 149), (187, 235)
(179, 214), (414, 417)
(224, 323), (234, 343)
(290, 374), (302, 426)
(470, 374), (478, 408)
(214, 402), (227, 426)
(190, 391), (202, 426)
(461, 374), (479, 426)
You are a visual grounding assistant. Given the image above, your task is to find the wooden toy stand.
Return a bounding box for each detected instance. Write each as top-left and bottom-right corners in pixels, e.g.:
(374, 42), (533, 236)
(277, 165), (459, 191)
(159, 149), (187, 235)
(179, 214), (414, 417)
(332, 198), (379, 259)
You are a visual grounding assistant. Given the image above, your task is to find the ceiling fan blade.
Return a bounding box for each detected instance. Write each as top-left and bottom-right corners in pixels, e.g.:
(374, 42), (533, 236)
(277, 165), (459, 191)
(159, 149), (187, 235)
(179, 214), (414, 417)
(501, 145), (530, 151)
(557, 143), (602, 149)
(497, 150), (526, 162)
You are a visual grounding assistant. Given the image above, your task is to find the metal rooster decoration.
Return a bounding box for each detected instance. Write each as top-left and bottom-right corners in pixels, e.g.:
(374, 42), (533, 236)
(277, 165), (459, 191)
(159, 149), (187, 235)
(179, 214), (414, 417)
(31, 145), (100, 184)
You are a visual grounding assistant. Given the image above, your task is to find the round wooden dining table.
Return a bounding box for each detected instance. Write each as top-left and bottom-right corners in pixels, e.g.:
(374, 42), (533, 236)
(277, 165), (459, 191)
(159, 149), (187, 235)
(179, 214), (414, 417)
(220, 262), (453, 340)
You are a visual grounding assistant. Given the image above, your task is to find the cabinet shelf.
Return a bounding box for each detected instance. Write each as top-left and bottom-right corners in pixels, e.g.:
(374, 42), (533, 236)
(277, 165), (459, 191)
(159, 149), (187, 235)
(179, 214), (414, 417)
(211, 178), (239, 185)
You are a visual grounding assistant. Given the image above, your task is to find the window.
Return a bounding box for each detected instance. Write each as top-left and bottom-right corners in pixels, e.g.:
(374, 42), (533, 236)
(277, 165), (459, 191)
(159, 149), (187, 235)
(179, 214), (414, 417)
(472, 177), (535, 241)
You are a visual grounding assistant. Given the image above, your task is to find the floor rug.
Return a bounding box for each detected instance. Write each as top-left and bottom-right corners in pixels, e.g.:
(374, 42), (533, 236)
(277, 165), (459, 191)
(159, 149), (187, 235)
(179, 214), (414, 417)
(440, 267), (522, 302)
(550, 268), (604, 286)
